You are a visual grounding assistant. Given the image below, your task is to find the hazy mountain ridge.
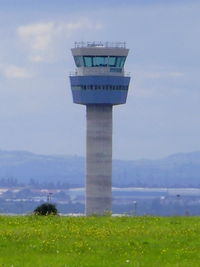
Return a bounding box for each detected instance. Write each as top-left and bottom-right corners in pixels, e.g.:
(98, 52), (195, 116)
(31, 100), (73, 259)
(0, 150), (200, 187)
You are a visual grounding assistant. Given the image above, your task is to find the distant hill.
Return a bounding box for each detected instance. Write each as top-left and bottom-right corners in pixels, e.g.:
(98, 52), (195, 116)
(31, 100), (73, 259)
(0, 150), (200, 187)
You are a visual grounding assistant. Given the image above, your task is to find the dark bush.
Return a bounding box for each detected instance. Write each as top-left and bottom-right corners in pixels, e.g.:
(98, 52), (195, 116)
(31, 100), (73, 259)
(34, 203), (58, 215)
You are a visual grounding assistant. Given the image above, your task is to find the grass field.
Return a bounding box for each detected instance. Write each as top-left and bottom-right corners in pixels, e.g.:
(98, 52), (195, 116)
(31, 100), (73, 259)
(0, 215), (200, 267)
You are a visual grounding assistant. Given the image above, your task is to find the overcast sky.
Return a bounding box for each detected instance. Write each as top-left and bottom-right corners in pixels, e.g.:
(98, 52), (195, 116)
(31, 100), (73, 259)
(0, 0), (199, 160)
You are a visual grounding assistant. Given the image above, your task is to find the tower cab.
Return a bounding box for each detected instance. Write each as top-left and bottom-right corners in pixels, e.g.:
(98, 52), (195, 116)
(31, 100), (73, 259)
(69, 42), (130, 105)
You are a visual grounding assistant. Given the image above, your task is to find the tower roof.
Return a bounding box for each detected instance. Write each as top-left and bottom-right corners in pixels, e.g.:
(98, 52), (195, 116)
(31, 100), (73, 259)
(72, 42), (129, 57)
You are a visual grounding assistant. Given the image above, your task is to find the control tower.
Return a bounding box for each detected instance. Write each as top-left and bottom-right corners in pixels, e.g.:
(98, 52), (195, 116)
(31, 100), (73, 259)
(69, 42), (130, 215)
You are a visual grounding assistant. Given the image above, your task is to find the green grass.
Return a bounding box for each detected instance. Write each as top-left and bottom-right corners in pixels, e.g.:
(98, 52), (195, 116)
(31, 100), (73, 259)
(0, 216), (200, 266)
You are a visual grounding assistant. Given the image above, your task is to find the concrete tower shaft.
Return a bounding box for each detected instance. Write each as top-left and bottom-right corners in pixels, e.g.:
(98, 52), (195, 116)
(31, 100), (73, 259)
(69, 42), (130, 215)
(86, 105), (112, 215)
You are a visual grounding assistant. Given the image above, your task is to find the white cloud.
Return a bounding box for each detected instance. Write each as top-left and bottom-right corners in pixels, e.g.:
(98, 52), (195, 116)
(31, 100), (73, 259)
(18, 22), (54, 51)
(17, 19), (103, 62)
(1, 65), (33, 79)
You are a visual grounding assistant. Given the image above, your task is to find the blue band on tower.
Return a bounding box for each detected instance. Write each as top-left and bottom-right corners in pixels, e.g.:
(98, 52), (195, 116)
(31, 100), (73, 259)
(70, 75), (130, 105)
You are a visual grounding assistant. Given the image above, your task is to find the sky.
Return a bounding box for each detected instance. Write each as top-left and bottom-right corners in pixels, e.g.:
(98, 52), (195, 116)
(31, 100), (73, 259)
(0, 0), (199, 160)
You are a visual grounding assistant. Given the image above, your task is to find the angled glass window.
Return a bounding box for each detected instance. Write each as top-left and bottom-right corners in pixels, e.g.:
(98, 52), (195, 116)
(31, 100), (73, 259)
(83, 56), (93, 67)
(75, 55), (126, 68)
(109, 56), (126, 67)
(116, 56), (126, 68)
(121, 57), (126, 67)
(108, 56), (116, 67)
(74, 56), (84, 67)
(93, 56), (108, 67)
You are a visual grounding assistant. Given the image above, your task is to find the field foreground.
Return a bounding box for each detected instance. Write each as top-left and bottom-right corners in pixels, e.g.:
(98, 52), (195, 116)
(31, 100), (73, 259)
(0, 216), (200, 267)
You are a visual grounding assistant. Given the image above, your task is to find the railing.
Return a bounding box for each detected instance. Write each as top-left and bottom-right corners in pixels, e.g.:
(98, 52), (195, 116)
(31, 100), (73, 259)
(74, 41), (126, 49)
(69, 70), (131, 77)
(124, 72), (131, 77)
(69, 71), (78, 76)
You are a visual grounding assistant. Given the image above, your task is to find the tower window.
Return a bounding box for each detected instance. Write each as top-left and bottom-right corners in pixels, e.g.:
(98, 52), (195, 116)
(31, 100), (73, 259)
(74, 56), (84, 67)
(108, 57), (116, 67)
(116, 57), (126, 68)
(83, 56), (93, 67)
(74, 55), (126, 68)
(93, 56), (108, 67)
